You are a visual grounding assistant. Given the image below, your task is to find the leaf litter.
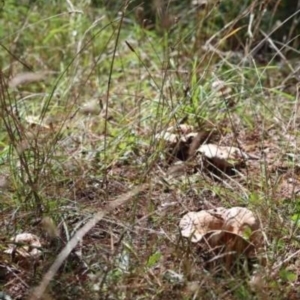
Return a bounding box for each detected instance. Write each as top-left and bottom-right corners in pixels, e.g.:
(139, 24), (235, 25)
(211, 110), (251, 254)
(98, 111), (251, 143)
(3, 108), (300, 299)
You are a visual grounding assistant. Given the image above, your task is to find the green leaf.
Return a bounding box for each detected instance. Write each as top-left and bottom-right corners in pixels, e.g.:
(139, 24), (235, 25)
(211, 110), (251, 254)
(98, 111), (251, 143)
(147, 251), (161, 268)
(279, 269), (297, 282)
(291, 214), (300, 226)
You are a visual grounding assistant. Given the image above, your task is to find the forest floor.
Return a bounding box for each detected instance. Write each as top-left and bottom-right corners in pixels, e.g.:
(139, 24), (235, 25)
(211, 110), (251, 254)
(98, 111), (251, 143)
(0, 2), (300, 299)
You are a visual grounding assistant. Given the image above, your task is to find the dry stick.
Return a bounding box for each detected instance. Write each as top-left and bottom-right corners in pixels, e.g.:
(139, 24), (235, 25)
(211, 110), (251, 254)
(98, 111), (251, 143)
(29, 184), (148, 300)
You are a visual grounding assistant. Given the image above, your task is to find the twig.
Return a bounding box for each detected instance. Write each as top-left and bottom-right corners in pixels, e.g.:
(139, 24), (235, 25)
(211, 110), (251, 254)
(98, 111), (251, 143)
(247, 13), (254, 39)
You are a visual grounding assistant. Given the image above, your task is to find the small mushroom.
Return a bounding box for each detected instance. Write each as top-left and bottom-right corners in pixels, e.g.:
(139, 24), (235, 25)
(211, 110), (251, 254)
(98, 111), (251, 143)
(155, 132), (179, 144)
(166, 124), (194, 135)
(197, 144), (248, 169)
(155, 125), (196, 145)
(179, 211), (224, 242)
(222, 207), (259, 234)
(201, 230), (256, 269)
(180, 207), (260, 242)
(179, 206), (262, 263)
(222, 207), (262, 246)
(211, 80), (235, 107)
(202, 230), (255, 254)
(155, 125), (198, 162)
(80, 99), (102, 115)
(211, 80), (232, 98)
(4, 233), (42, 259)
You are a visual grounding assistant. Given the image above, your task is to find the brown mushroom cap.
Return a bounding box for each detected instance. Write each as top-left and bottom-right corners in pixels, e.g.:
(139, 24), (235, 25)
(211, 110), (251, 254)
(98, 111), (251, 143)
(180, 207), (262, 247)
(179, 211), (224, 242)
(197, 144), (248, 168)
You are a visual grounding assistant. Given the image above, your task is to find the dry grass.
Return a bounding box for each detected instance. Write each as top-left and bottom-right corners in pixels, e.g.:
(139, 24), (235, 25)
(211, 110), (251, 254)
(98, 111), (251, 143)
(0, 1), (300, 299)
